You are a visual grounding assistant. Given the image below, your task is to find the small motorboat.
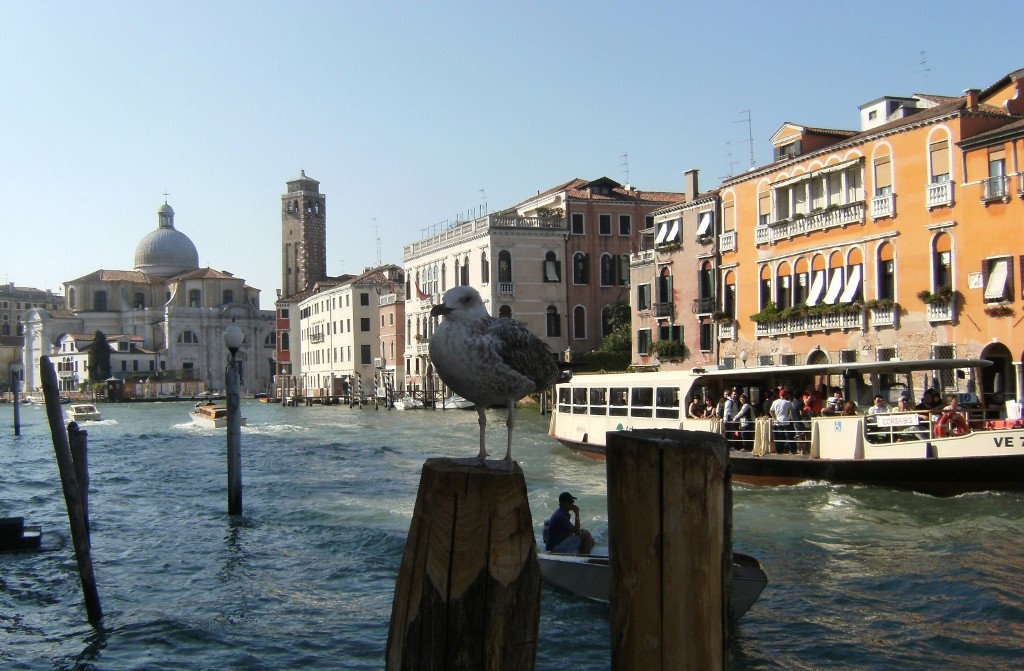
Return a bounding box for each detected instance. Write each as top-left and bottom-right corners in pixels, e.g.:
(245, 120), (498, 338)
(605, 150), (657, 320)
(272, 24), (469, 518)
(443, 394), (475, 410)
(392, 395), (424, 410)
(537, 550), (768, 620)
(66, 403), (102, 422)
(191, 403), (247, 429)
(0, 517), (42, 552)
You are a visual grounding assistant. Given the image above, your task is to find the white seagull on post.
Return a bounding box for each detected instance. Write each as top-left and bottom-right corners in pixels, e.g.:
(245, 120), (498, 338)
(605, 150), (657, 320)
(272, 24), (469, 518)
(429, 286), (567, 468)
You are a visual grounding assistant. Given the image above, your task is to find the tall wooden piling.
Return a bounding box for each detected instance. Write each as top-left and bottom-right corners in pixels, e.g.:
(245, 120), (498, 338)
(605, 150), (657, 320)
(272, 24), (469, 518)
(226, 364), (242, 516)
(40, 356), (102, 624)
(606, 429), (731, 670)
(67, 422), (91, 544)
(387, 459), (541, 670)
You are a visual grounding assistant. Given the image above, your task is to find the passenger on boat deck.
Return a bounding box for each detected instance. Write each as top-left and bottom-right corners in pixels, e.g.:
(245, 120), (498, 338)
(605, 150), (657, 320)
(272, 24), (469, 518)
(842, 400), (858, 416)
(704, 398), (715, 418)
(895, 396), (913, 412)
(770, 389), (797, 454)
(722, 390), (738, 422)
(687, 395), (704, 419)
(734, 393), (755, 450)
(545, 492), (595, 555)
(867, 395), (890, 415)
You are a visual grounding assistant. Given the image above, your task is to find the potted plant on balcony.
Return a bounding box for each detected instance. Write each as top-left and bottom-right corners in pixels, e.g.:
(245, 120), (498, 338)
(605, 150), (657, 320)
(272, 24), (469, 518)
(917, 286), (954, 304)
(652, 339), (687, 362)
(984, 304), (1015, 318)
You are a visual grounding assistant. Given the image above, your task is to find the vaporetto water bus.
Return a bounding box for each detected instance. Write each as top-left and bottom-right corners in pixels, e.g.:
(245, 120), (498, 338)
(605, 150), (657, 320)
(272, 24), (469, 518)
(549, 358), (1024, 496)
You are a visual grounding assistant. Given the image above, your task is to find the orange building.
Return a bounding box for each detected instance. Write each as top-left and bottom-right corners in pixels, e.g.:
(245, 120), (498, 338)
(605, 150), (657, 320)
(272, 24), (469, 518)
(642, 66), (1024, 400)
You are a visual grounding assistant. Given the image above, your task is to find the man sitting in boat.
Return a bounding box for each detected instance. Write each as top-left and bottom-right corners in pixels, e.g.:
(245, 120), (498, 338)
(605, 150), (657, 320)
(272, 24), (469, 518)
(544, 492), (595, 555)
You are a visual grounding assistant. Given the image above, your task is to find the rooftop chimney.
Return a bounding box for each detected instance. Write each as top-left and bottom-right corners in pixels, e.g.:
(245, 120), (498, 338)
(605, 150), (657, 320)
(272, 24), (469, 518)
(683, 169), (699, 201)
(964, 88), (980, 112)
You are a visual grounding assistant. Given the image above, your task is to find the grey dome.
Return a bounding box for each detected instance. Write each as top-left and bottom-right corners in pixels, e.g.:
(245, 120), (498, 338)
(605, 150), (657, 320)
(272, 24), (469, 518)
(134, 202), (200, 277)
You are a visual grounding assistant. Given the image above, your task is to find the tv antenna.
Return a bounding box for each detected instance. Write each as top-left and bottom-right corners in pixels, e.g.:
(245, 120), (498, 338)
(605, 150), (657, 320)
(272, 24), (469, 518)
(620, 152), (630, 183)
(919, 50), (930, 88)
(722, 140), (737, 180)
(737, 110), (754, 168)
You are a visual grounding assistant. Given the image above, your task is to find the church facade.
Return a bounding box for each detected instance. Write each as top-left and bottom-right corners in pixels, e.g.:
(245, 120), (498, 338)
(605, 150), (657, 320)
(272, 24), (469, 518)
(22, 202), (276, 395)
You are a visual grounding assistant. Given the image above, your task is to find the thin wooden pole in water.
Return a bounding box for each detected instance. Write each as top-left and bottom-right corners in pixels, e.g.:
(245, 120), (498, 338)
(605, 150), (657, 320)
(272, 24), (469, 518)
(386, 459), (541, 670)
(226, 362), (242, 516)
(606, 429), (732, 670)
(67, 422), (91, 545)
(39, 356), (102, 624)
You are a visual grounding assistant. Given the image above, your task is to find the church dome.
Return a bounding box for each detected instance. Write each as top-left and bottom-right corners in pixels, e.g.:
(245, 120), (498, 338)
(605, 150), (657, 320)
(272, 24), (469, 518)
(134, 202), (200, 277)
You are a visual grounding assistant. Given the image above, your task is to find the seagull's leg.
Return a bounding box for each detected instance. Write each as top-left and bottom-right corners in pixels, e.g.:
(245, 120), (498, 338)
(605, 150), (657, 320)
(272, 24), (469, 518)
(497, 401), (515, 469)
(447, 407), (488, 466)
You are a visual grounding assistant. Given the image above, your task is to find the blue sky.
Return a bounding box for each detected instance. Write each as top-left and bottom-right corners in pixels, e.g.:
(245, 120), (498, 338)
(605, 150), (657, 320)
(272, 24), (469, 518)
(2, 1), (1020, 309)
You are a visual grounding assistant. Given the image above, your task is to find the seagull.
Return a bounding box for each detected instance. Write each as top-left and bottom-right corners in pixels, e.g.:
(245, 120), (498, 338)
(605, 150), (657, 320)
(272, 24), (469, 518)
(429, 286), (567, 468)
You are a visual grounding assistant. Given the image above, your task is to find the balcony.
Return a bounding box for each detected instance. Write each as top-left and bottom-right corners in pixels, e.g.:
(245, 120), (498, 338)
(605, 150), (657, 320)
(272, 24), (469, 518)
(309, 332), (324, 344)
(926, 299), (954, 323)
(719, 230), (736, 252)
(869, 305), (898, 328)
(415, 341), (430, 356)
(754, 201), (865, 245)
(982, 175), (1010, 203)
(630, 249), (655, 266)
(497, 282), (515, 295)
(717, 320), (736, 340)
(754, 308), (866, 338)
(870, 193), (895, 220)
(926, 181), (954, 209)
(693, 296), (716, 314)
(654, 302), (673, 318)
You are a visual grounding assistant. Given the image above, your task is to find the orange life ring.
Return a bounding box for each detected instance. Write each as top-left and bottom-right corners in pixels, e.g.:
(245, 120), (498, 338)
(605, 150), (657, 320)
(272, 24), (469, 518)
(935, 411), (968, 437)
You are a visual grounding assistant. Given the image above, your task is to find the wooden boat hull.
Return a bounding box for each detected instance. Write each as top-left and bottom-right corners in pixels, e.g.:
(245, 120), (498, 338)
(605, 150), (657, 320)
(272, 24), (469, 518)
(538, 550), (767, 620)
(191, 405), (247, 429)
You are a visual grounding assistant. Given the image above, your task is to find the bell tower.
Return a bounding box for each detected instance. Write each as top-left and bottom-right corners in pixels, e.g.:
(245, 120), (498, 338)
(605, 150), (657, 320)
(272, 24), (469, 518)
(281, 170), (327, 297)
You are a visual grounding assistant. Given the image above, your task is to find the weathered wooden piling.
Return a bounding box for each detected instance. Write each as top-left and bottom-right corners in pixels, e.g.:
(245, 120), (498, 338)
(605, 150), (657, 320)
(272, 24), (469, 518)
(226, 364), (242, 516)
(386, 459), (541, 670)
(67, 422), (91, 544)
(606, 429), (732, 670)
(40, 356), (102, 624)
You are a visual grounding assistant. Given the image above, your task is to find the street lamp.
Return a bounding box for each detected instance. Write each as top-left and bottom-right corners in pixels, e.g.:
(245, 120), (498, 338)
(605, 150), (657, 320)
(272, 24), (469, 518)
(11, 361), (23, 436)
(740, 350), (748, 368)
(222, 320), (244, 515)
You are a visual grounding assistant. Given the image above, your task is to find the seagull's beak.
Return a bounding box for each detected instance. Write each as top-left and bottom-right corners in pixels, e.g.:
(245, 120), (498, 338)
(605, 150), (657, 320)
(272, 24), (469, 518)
(430, 304), (454, 317)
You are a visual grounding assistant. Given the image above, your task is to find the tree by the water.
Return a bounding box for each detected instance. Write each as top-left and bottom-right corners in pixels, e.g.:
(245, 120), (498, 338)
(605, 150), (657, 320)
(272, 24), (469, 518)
(87, 330), (112, 382)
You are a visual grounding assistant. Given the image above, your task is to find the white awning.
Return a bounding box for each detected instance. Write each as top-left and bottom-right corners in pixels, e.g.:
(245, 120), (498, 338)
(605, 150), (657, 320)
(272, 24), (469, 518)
(806, 271), (825, 306)
(985, 258), (1009, 300)
(822, 268), (843, 304)
(696, 211), (713, 236)
(654, 223), (669, 244)
(666, 219), (680, 242)
(839, 265), (862, 303)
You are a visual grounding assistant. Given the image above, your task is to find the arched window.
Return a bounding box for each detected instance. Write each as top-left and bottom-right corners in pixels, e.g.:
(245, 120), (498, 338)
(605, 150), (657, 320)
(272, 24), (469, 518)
(842, 248), (863, 304)
(573, 252), (589, 285)
(498, 250), (512, 283)
(177, 330), (199, 344)
(281, 332), (289, 351)
(777, 262), (792, 309)
(543, 252), (561, 282)
(878, 243), (895, 301)
(806, 255), (827, 306)
(759, 265), (772, 309)
(657, 267), (673, 305)
(498, 305), (512, 319)
(546, 305), (561, 337)
(794, 258), (809, 305)
(573, 306), (586, 339)
(69, 288), (76, 309)
(441, 262), (447, 292)
(698, 261), (714, 302)
(452, 260), (460, 287)
(600, 254), (616, 286)
(134, 292), (145, 309)
(822, 252), (845, 305)
(264, 333), (276, 347)
(723, 271), (737, 319)
(933, 233), (952, 291)
(480, 252), (489, 283)
(461, 255), (470, 286)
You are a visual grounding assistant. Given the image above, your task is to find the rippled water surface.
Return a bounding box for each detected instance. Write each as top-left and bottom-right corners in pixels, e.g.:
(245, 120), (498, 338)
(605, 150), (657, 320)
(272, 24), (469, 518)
(2, 400), (1023, 669)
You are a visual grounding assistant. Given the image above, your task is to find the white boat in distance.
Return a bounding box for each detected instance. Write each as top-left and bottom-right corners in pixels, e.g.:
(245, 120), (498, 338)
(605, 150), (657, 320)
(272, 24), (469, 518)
(538, 550), (768, 620)
(549, 357), (1024, 496)
(191, 403), (247, 429)
(66, 403), (102, 422)
(442, 394), (475, 410)
(392, 395), (424, 410)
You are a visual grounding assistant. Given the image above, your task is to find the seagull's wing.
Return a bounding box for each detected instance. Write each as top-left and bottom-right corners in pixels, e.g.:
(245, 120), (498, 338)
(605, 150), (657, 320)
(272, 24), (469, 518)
(485, 317), (560, 391)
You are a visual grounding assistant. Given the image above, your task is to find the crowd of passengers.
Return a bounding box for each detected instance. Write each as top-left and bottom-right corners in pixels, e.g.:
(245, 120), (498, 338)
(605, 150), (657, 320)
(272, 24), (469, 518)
(688, 384), (970, 454)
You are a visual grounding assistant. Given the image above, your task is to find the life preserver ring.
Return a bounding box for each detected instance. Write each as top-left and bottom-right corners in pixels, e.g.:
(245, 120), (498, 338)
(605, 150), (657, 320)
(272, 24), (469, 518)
(935, 411), (968, 437)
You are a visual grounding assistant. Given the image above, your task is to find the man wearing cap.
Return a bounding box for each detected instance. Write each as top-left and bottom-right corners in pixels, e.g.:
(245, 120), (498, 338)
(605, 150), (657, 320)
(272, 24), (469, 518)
(544, 492), (595, 554)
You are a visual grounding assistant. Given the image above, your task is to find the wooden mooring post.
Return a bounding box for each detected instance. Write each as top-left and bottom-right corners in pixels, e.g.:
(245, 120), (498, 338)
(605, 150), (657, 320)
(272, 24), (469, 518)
(40, 356), (102, 624)
(226, 363), (242, 516)
(606, 429), (732, 670)
(386, 459), (541, 670)
(67, 422), (91, 544)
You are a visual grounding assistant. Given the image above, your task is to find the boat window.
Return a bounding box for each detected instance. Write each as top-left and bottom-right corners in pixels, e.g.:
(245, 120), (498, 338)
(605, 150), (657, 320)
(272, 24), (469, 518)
(589, 388), (607, 415)
(572, 387), (588, 414)
(630, 387), (653, 418)
(655, 387), (680, 419)
(609, 387), (628, 416)
(557, 388), (571, 414)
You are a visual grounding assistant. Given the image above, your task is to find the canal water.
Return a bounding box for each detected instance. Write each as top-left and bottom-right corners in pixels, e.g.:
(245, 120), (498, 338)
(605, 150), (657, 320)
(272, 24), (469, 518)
(2, 400), (1022, 670)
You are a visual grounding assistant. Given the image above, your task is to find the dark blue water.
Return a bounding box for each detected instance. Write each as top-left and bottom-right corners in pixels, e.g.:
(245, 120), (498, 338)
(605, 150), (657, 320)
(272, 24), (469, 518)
(2, 400), (1023, 670)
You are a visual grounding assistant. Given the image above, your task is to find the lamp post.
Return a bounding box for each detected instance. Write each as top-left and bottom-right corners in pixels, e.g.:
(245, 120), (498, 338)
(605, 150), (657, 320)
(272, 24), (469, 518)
(223, 320), (244, 515)
(11, 361), (23, 436)
(740, 349), (748, 369)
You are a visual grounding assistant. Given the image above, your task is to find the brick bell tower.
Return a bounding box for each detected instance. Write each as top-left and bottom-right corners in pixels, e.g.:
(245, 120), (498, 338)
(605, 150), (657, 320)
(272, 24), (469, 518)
(281, 170), (327, 297)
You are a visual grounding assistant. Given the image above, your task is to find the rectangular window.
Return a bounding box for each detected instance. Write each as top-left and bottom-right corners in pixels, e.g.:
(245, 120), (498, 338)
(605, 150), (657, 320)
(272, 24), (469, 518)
(360, 317), (371, 331)
(637, 284), (652, 310)
(874, 155), (892, 194)
(618, 215), (630, 235)
(609, 387), (628, 416)
(630, 387), (653, 418)
(599, 214), (612, 235)
(360, 344), (372, 365)
(699, 321), (713, 352)
(929, 140), (950, 182)
(984, 257), (1012, 302)
(571, 213), (584, 235)
(636, 328), (651, 355)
